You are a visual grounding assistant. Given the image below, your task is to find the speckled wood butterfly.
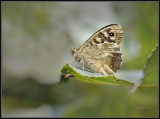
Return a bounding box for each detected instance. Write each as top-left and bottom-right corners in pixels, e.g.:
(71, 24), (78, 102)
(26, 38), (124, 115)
(70, 24), (123, 75)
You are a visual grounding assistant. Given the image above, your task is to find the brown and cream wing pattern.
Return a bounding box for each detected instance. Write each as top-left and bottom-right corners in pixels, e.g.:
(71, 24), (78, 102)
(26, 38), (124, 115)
(78, 24), (123, 75)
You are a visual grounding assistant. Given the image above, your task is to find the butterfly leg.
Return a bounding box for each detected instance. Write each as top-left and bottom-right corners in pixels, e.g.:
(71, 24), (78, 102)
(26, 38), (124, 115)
(82, 58), (84, 71)
(80, 56), (85, 71)
(70, 54), (76, 64)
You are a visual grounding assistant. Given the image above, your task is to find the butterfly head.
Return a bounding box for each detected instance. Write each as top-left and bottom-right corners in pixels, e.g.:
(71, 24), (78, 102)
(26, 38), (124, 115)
(70, 48), (78, 56)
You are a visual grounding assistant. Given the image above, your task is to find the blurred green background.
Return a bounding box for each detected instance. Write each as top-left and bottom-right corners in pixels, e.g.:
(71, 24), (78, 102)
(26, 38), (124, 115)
(2, 1), (158, 117)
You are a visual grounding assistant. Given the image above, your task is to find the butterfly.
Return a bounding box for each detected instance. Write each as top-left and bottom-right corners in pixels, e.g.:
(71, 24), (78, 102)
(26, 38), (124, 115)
(70, 24), (123, 75)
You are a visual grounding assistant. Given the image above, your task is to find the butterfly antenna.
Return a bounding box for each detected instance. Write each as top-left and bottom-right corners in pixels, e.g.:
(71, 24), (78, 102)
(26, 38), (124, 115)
(64, 31), (75, 48)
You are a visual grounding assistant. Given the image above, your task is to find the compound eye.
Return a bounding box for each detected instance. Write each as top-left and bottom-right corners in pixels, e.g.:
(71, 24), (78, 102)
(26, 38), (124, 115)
(109, 32), (114, 37)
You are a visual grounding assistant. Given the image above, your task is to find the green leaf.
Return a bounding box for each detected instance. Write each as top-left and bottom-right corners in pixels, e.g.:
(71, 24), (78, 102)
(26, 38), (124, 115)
(141, 44), (158, 87)
(127, 45), (158, 98)
(61, 64), (134, 86)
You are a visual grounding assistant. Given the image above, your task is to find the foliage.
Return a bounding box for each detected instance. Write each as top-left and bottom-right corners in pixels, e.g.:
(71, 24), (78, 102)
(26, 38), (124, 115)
(61, 64), (134, 86)
(141, 45), (158, 86)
